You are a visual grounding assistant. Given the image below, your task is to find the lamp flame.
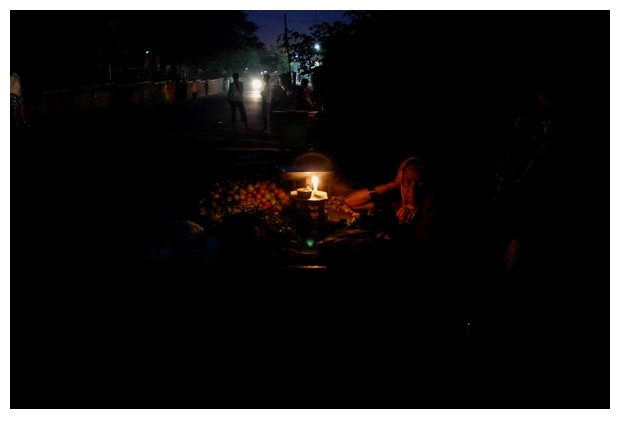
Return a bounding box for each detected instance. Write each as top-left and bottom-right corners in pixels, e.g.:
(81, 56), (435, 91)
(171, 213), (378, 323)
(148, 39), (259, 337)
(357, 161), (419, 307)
(311, 175), (319, 192)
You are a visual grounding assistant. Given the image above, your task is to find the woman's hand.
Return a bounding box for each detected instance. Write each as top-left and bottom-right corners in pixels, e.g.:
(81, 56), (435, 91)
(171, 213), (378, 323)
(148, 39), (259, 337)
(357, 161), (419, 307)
(396, 205), (417, 224)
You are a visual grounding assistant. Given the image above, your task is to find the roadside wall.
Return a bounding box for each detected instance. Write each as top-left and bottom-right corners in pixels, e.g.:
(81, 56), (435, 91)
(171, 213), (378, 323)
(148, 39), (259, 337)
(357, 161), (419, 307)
(29, 78), (227, 118)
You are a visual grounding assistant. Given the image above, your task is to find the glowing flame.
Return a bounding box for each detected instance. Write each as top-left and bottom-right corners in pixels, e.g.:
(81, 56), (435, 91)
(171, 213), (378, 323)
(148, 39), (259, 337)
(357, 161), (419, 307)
(311, 175), (319, 192)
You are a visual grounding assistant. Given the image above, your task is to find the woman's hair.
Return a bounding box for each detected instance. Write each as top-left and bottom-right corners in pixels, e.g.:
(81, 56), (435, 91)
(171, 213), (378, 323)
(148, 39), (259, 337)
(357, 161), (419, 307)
(401, 156), (432, 186)
(402, 156), (427, 170)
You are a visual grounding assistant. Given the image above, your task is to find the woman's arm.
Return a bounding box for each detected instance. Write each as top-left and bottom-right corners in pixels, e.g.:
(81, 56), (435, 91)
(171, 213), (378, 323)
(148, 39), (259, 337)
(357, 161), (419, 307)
(344, 159), (410, 211)
(344, 180), (400, 211)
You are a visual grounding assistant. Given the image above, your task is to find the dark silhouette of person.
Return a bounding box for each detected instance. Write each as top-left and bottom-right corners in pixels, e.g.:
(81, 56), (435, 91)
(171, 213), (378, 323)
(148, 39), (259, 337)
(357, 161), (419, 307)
(261, 74), (272, 133)
(227, 72), (248, 130)
(190, 80), (200, 102)
(493, 82), (556, 284)
(484, 81), (570, 350)
(271, 74), (290, 110)
(296, 78), (314, 111)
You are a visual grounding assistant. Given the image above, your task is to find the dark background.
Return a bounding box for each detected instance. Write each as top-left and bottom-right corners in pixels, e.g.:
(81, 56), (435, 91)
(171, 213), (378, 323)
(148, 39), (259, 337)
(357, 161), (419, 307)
(10, 10), (610, 409)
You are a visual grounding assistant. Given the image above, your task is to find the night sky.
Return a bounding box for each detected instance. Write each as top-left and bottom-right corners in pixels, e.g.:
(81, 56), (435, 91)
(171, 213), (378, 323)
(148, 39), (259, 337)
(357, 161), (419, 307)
(244, 10), (351, 47)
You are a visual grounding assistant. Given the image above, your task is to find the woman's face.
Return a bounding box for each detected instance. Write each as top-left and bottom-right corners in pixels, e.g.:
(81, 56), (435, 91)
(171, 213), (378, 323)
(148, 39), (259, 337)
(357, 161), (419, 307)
(401, 165), (425, 206)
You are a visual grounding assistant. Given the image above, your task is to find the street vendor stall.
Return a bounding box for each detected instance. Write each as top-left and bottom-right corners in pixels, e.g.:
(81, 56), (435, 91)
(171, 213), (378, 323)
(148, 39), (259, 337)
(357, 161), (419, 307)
(148, 151), (362, 269)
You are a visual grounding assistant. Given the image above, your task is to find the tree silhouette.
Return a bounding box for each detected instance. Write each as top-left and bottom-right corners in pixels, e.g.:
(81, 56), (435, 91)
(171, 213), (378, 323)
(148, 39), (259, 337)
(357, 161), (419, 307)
(10, 10), (266, 90)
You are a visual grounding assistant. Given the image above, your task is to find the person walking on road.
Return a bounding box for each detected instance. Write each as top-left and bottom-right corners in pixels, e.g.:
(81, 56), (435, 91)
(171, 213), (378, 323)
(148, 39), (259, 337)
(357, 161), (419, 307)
(261, 73), (272, 133)
(227, 72), (248, 131)
(190, 80), (200, 102)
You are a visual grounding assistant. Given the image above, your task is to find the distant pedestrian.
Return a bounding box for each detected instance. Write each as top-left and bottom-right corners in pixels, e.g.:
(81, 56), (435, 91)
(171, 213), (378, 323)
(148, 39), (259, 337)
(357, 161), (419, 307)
(227, 72), (248, 130)
(272, 75), (289, 110)
(296, 78), (314, 111)
(190, 80), (200, 102)
(10, 71), (30, 128)
(164, 79), (176, 102)
(261, 74), (272, 133)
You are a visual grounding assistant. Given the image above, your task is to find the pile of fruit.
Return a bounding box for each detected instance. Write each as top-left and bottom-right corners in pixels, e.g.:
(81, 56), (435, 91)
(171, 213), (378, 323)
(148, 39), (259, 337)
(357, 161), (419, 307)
(198, 177), (291, 223)
(325, 195), (361, 224)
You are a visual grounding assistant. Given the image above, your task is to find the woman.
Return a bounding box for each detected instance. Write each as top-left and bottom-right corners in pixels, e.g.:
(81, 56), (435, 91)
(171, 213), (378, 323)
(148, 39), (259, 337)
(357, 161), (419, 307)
(344, 156), (439, 243)
(314, 156), (442, 273)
